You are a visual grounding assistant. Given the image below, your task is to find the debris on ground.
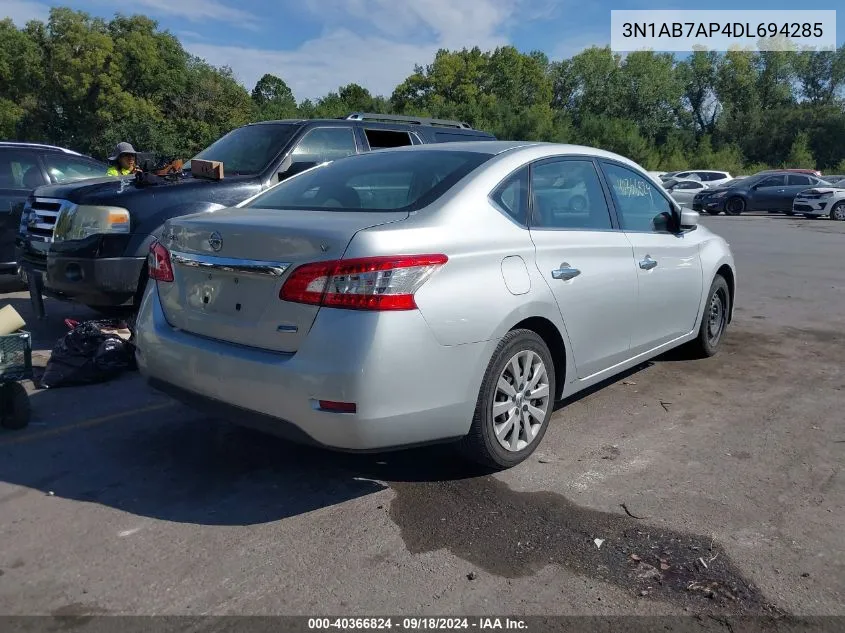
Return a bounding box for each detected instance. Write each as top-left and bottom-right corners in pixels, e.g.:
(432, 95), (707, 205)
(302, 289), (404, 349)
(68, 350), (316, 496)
(634, 562), (662, 580)
(660, 400), (672, 412)
(594, 538), (605, 549)
(801, 572), (810, 578)
(466, 571), (477, 581)
(40, 319), (136, 389)
(620, 503), (647, 519)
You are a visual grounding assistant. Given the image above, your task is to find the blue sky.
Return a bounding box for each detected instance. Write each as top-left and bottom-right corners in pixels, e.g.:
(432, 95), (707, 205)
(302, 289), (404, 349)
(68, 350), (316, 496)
(3, 0), (843, 102)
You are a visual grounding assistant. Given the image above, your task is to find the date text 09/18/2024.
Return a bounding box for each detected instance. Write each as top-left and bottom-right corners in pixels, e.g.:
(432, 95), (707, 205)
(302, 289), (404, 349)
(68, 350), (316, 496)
(307, 617), (528, 630)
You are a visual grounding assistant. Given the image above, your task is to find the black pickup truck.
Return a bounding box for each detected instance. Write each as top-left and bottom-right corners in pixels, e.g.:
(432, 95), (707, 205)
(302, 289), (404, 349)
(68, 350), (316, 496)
(17, 113), (495, 312)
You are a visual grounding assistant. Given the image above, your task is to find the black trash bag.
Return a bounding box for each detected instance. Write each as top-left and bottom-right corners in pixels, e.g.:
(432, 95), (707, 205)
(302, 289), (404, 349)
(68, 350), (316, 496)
(40, 319), (137, 389)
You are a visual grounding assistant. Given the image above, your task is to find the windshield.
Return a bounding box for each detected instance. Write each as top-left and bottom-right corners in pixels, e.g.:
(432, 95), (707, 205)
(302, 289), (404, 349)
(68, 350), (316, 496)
(243, 150), (493, 212)
(187, 124), (297, 176)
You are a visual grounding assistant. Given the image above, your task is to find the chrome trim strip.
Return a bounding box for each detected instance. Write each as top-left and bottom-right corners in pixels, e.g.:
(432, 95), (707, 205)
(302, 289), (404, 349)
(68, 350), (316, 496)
(169, 251), (291, 277)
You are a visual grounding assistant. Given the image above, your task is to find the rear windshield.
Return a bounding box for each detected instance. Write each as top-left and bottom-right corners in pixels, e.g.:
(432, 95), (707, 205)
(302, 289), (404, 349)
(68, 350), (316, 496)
(243, 150), (492, 212)
(187, 124), (297, 176)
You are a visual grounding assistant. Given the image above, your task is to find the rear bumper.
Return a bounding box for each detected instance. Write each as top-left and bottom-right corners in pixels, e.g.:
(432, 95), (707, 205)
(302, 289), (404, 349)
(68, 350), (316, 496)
(135, 284), (494, 451)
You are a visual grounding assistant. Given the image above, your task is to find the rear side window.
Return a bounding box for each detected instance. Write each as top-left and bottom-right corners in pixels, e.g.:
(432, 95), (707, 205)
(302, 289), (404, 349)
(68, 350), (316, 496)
(788, 174), (812, 185)
(244, 150), (492, 212)
(530, 159), (613, 230)
(364, 129), (414, 149)
(490, 167), (528, 226)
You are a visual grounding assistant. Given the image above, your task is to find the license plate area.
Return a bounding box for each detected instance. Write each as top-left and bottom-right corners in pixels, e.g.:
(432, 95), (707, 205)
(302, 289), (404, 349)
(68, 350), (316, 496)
(179, 267), (274, 319)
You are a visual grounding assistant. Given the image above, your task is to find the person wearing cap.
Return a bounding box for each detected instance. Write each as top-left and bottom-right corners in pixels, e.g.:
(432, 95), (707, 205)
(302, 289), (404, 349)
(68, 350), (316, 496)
(106, 142), (139, 176)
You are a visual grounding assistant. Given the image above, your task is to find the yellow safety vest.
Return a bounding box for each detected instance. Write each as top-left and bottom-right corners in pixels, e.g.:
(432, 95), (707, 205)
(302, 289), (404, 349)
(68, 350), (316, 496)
(107, 166), (134, 176)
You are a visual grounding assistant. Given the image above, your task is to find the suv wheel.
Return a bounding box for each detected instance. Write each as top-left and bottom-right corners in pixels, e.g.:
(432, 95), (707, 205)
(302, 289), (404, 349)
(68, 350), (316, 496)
(830, 201), (845, 221)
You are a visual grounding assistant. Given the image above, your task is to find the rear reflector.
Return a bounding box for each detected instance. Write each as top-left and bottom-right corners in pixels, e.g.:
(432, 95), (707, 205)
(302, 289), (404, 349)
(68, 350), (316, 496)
(280, 254), (448, 311)
(148, 241), (174, 282)
(318, 400), (357, 413)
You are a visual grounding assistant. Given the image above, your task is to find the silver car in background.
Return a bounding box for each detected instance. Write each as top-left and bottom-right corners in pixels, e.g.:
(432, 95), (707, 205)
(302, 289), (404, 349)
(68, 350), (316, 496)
(662, 178), (710, 207)
(135, 142), (736, 469)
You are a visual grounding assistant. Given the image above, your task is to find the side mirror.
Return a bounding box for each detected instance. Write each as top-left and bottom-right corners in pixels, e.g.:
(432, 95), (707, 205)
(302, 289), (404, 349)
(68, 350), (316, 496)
(680, 208), (699, 231)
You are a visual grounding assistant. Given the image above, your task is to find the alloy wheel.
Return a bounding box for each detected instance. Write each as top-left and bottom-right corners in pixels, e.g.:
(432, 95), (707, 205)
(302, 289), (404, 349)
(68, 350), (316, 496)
(492, 350), (550, 452)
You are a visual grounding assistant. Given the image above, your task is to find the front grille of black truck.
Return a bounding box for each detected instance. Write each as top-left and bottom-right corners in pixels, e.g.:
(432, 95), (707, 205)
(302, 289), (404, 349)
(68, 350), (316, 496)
(25, 198), (72, 242)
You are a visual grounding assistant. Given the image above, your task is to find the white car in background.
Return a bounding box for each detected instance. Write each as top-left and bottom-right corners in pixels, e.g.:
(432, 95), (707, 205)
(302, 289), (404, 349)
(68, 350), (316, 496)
(662, 178), (709, 207)
(792, 183), (845, 220)
(662, 170), (733, 187)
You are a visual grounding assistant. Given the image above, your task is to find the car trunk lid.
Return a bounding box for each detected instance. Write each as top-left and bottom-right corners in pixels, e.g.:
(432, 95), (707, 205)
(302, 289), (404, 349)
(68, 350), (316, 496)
(156, 207), (407, 352)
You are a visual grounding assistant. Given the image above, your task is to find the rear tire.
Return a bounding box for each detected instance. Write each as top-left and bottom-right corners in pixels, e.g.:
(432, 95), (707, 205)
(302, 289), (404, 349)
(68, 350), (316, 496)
(0, 382), (30, 430)
(724, 197), (745, 216)
(784, 211), (795, 216)
(804, 214), (818, 219)
(461, 329), (556, 470)
(685, 275), (730, 359)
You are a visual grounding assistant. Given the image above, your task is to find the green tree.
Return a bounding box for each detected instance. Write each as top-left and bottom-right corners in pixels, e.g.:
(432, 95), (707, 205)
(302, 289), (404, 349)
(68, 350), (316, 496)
(251, 73), (297, 120)
(785, 132), (815, 169)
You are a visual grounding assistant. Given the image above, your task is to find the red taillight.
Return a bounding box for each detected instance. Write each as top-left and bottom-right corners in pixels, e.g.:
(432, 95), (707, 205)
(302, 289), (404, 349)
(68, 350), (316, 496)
(148, 241), (174, 282)
(317, 400), (357, 413)
(280, 254), (448, 311)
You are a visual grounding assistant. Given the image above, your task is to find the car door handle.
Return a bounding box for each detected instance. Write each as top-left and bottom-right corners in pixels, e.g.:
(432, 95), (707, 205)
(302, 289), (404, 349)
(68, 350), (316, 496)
(551, 264), (581, 281)
(639, 255), (658, 270)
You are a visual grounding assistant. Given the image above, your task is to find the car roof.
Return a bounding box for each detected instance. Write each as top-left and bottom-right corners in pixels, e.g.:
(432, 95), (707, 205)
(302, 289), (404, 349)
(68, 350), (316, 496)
(371, 141), (645, 164)
(0, 141), (84, 155)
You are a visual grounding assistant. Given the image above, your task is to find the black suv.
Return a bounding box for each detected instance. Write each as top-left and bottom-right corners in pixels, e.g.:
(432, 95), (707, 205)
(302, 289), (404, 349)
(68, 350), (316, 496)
(1, 142), (106, 280)
(17, 113), (495, 312)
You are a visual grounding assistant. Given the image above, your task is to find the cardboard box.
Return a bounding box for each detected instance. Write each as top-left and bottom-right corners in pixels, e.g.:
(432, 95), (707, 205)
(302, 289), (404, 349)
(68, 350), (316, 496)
(191, 159), (224, 181)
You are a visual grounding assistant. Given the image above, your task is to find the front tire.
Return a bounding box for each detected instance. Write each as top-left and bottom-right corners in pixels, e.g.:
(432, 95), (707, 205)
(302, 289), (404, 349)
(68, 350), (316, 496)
(685, 275), (730, 359)
(461, 329), (556, 470)
(829, 201), (845, 221)
(724, 197), (745, 216)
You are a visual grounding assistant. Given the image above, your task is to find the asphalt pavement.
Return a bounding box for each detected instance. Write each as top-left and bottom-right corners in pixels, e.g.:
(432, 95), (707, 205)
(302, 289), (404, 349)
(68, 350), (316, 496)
(0, 214), (842, 619)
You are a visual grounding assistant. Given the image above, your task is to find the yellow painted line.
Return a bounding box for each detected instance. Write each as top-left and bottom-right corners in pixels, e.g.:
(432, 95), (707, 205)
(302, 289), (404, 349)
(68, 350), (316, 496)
(0, 402), (176, 447)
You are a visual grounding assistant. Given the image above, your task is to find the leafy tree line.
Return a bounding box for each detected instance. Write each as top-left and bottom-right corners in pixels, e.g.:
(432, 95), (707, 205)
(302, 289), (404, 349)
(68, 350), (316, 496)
(2, 7), (844, 173)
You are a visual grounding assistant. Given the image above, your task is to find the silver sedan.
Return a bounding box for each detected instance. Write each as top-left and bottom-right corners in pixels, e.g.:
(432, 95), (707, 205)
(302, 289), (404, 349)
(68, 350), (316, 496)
(135, 142), (736, 469)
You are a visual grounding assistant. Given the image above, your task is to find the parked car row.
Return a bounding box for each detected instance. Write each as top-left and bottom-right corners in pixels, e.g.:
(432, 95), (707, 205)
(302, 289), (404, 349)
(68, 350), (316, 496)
(691, 170), (844, 219)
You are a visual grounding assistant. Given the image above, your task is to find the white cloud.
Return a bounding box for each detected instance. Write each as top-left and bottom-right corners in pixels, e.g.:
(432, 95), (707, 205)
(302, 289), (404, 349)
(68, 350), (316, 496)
(552, 31), (610, 61)
(185, 0), (558, 100)
(132, 0), (259, 30)
(1, 0), (49, 26)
